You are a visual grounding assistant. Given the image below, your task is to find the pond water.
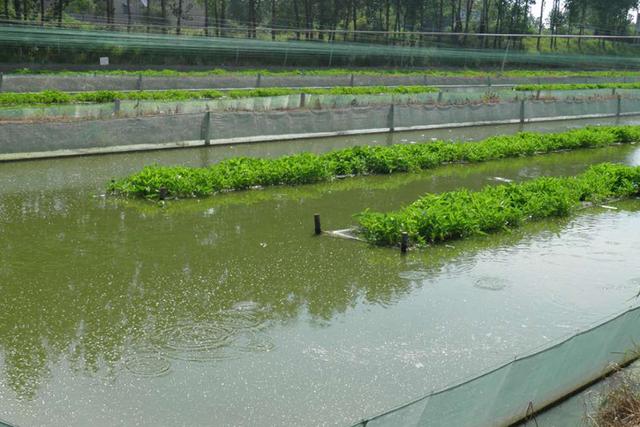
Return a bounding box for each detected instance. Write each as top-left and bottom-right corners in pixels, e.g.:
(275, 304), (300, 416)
(1, 119), (640, 426)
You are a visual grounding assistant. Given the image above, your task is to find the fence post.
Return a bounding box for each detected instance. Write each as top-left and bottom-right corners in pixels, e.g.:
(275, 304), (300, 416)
(201, 111), (211, 145)
(487, 76), (491, 87)
(256, 73), (262, 88)
(300, 93), (306, 108)
(388, 103), (395, 132)
(520, 99), (525, 124)
(137, 73), (143, 91)
(0, 72), (3, 92)
(616, 94), (622, 118)
(114, 99), (121, 115)
(350, 74), (355, 87)
(437, 91), (443, 103)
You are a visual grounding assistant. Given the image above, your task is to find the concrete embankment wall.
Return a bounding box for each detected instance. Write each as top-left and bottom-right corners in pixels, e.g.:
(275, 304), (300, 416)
(2, 96), (640, 161)
(2, 73), (639, 92)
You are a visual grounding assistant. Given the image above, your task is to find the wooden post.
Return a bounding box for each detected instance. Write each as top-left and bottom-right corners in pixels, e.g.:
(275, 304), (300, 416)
(159, 187), (168, 200)
(388, 103), (395, 132)
(400, 232), (409, 253)
(617, 94), (622, 118)
(520, 99), (525, 124)
(201, 111), (211, 145)
(314, 214), (321, 235)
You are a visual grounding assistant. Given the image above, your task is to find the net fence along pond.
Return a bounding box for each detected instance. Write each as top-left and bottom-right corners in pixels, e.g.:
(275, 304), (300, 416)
(351, 304), (640, 427)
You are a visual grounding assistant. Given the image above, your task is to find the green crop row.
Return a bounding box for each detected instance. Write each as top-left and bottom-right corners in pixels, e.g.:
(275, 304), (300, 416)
(514, 82), (640, 91)
(108, 125), (640, 199)
(9, 67), (640, 78)
(356, 163), (640, 246)
(0, 86), (438, 107)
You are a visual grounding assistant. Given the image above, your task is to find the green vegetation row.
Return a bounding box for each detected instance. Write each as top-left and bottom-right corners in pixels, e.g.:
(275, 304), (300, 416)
(108, 125), (640, 199)
(0, 86), (437, 107)
(515, 82), (640, 91)
(9, 67), (640, 79)
(356, 163), (640, 246)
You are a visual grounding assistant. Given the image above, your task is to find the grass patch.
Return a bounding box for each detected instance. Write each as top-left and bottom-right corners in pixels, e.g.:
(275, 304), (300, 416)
(8, 67), (640, 79)
(108, 125), (640, 199)
(515, 82), (640, 91)
(356, 163), (640, 246)
(0, 86), (437, 107)
(591, 374), (640, 427)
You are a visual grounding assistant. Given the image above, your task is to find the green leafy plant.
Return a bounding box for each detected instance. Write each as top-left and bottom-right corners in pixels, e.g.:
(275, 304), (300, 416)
(356, 163), (640, 246)
(108, 125), (640, 199)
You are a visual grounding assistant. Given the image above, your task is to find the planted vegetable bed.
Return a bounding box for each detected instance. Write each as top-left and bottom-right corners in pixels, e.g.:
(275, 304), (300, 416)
(357, 163), (640, 246)
(515, 82), (640, 91)
(109, 126), (640, 199)
(0, 86), (437, 108)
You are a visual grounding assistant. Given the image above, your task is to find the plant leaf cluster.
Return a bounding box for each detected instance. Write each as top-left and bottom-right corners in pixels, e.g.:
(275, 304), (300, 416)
(356, 163), (640, 246)
(108, 125), (640, 199)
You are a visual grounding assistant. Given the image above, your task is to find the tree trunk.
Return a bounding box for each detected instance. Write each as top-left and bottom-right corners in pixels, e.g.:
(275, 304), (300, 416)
(176, 0), (182, 35)
(352, 0), (356, 41)
(219, 0), (225, 36)
(160, 0), (167, 32)
(462, 0), (474, 44)
(204, 0), (209, 36)
(292, 0), (300, 39)
(13, 0), (21, 20)
(536, 0), (544, 50)
(126, 0), (131, 31)
(57, 0), (63, 26)
(271, 0), (276, 40)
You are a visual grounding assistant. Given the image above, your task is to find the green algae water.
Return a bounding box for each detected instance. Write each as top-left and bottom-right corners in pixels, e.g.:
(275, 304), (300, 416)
(2, 122), (640, 426)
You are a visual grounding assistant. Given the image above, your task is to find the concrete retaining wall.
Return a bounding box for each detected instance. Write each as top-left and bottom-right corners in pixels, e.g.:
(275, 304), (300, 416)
(2, 96), (639, 161)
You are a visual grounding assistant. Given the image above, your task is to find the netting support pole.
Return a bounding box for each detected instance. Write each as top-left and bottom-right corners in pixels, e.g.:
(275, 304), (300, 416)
(520, 99), (525, 124)
(114, 99), (121, 115)
(256, 73), (262, 88)
(0, 72), (3, 92)
(314, 214), (321, 235)
(137, 74), (143, 91)
(350, 74), (355, 87)
(612, 87), (617, 96)
(616, 94), (622, 118)
(201, 111), (211, 145)
(300, 93), (306, 108)
(388, 103), (395, 132)
(487, 76), (491, 87)
(437, 91), (443, 103)
(423, 74), (428, 86)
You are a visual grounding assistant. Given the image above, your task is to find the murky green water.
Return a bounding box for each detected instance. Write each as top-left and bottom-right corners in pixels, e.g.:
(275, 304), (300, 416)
(2, 120), (640, 426)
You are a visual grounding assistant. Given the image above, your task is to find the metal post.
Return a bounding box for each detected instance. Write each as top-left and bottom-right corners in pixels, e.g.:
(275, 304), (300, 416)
(520, 99), (525, 124)
(314, 214), (321, 235)
(201, 111), (211, 145)
(400, 232), (409, 253)
(388, 103), (395, 132)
